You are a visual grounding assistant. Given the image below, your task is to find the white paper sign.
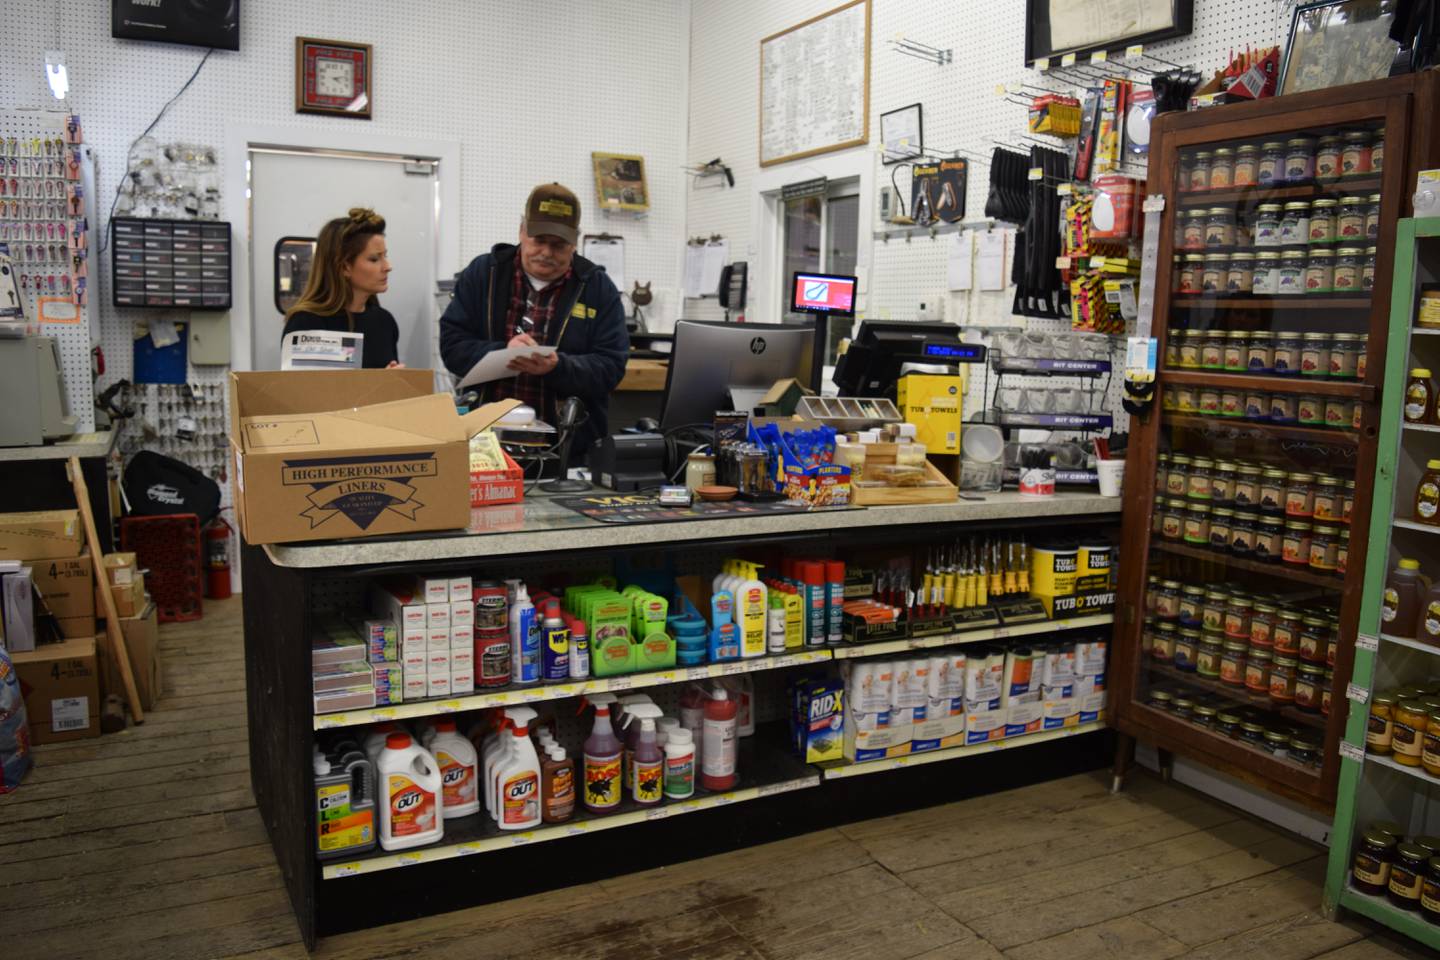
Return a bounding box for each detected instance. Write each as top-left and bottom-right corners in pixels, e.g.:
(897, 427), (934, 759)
(947, 230), (974, 291)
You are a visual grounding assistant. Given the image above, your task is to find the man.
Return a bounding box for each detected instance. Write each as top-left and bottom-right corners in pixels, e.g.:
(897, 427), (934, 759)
(440, 183), (628, 456)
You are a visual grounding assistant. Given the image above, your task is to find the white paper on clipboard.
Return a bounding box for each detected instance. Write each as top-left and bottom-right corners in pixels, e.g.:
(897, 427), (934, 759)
(582, 236), (625, 292)
(457, 344), (558, 388)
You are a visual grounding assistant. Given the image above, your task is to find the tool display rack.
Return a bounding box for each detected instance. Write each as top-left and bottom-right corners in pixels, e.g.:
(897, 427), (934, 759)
(1111, 74), (1440, 808)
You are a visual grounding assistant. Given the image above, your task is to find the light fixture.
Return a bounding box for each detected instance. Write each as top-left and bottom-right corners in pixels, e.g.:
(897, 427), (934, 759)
(44, 50), (69, 100)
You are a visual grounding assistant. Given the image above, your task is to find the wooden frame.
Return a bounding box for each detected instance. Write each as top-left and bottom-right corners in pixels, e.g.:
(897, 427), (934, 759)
(1110, 73), (1440, 807)
(880, 103), (923, 165)
(759, 0), (871, 168)
(590, 152), (649, 212)
(1279, 0), (1401, 96)
(295, 37), (373, 120)
(1025, 0), (1192, 66)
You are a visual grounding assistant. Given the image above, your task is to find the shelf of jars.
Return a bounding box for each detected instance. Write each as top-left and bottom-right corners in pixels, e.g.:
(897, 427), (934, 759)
(1175, 176), (1383, 208)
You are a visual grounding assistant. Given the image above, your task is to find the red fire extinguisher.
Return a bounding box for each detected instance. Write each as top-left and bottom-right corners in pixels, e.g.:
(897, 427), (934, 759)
(204, 516), (233, 599)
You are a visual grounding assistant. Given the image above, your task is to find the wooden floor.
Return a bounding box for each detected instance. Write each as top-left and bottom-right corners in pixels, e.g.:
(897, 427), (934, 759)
(2, 596), (1433, 960)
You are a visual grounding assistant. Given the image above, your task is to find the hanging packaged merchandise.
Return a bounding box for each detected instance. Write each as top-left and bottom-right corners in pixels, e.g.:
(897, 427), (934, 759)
(910, 162), (941, 226)
(984, 148), (1031, 224)
(1013, 144), (1072, 320)
(1123, 88), (1155, 157)
(1029, 94), (1082, 137)
(935, 159), (968, 223)
(1073, 87), (1103, 182)
(1093, 78), (1131, 176)
(1091, 175), (1140, 240)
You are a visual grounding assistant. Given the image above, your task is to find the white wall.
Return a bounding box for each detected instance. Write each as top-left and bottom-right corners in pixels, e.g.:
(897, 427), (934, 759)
(0, 0), (693, 390)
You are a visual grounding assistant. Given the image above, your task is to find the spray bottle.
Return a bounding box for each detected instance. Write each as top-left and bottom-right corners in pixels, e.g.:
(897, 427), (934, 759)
(491, 706), (541, 830)
(618, 693), (656, 794)
(767, 590), (787, 654)
(709, 589), (738, 661)
(428, 718), (480, 818)
(679, 683), (707, 768)
(509, 584), (539, 686)
(568, 614), (590, 679)
(540, 600), (569, 681)
(701, 684), (738, 791)
(825, 560), (845, 645)
(581, 693), (623, 813)
(799, 561), (826, 648)
(621, 703), (666, 806)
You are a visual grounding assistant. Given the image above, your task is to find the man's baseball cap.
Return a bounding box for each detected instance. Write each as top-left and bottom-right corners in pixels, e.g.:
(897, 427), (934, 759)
(524, 183), (580, 245)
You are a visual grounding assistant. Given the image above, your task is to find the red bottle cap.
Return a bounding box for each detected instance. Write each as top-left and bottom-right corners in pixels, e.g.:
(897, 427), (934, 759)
(385, 732), (412, 749)
(435, 719), (456, 732)
(546, 599), (560, 617)
(800, 561), (825, 586)
(825, 560), (845, 582)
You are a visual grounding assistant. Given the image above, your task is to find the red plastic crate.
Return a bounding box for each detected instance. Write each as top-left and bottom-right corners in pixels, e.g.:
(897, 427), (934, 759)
(119, 514), (203, 623)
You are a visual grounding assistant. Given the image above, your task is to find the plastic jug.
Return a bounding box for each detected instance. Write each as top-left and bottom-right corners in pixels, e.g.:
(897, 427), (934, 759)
(1384, 559), (1429, 638)
(314, 748), (377, 859)
(429, 719), (479, 819)
(377, 732), (443, 851)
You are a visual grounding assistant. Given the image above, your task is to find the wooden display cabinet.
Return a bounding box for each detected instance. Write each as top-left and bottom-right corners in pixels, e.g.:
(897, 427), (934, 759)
(1112, 74), (1440, 808)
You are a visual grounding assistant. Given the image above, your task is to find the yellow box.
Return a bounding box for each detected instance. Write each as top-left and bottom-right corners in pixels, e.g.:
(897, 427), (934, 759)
(1030, 545), (1078, 595)
(896, 373), (963, 455)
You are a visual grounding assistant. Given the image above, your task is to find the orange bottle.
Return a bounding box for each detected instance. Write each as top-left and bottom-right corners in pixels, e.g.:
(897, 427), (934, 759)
(1417, 460), (1440, 526)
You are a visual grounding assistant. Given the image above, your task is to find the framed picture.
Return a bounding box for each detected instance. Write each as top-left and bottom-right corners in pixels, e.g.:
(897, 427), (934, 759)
(1025, 0), (1192, 66)
(880, 103), (923, 165)
(295, 37), (372, 119)
(1279, 0), (1400, 96)
(591, 153), (649, 212)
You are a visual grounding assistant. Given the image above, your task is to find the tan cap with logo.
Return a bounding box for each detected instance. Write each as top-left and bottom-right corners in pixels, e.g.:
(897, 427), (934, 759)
(523, 183), (580, 245)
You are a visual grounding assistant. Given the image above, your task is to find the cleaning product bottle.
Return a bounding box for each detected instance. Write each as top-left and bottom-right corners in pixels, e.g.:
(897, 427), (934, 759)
(722, 675), (755, 737)
(701, 684), (738, 791)
(709, 590), (738, 661)
(736, 563), (768, 658)
(621, 703), (666, 806)
(825, 560), (846, 645)
(679, 683), (707, 767)
(377, 732), (444, 851)
(581, 693), (623, 813)
(509, 584), (540, 686)
(767, 591), (787, 654)
(663, 727), (696, 799)
(782, 584), (804, 650)
(428, 719), (480, 818)
(799, 561), (826, 648)
(492, 706), (541, 830)
(541, 744), (575, 823)
(568, 614), (590, 679)
(314, 748), (377, 859)
(540, 600), (569, 681)
(364, 722), (400, 764)
(618, 693), (655, 794)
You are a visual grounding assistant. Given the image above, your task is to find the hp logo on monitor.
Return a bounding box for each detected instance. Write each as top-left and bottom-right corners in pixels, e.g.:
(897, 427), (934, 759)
(750, 337), (766, 355)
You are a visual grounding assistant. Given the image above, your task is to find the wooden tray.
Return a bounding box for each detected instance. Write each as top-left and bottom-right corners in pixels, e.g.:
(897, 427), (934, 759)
(852, 460), (958, 505)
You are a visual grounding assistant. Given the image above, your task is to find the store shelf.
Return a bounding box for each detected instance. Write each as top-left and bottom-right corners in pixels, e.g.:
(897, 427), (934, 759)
(313, 650), (833, 730)
(991, 358), (1112, 376)
(1338, 888), (1440, 952)
(1175, 177), (1382, 207)
(1145, 661), (1328, 732)
(831, 613), (1114, 660)
(1402, 422), (1440, 433)
(1161, 369), (1373, 401)
(1412, 328), (1440, 336)
(1171, 297), (1372, 311)
(817, 720), (1106, 779)
(1165, 413), (1359, 447)
(1393, 519), (1440, 536)
(1364, 750), (1440, 786)
(321, 736), (819, 878)
(1380, 632), (1440, 655)
(1150, 539), (1346, 590)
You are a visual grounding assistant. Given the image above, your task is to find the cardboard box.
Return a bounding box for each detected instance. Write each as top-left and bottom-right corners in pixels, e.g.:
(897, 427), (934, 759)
(1, 566), (35, 653)
(30, 549), (95, 619)
(56, 615), (97, 639)
(896, 373), (963, 455)
(12, 636), (100, 743)
(98, 603), (161, 712)
(0, 510), (83, 561)
(103, 552), (139, 586)
(229, 370), (518, 545)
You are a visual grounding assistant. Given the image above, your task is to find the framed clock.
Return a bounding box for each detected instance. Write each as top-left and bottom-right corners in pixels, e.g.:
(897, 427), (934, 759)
(295, 37), (372, 119)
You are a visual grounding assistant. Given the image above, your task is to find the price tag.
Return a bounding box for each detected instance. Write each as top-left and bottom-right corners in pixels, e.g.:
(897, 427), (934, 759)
(608, 676), (633, 692)
(758, 781), (790, 796)
(686, 666), (711, 681)
(317, 715), (343, 729)
(645, 807), (671, 821)
(1347, 682), (1369, 704)
(721, 662), (746, 675)
(456, 841), (485, 855)
(1028, 168), (1043, 181)
(565, 823), (590, 836)
(490, 691), (516, 705)
(371, 707), (397, 721)
(1142, 195), (1166, 213)
(397, 853), (423, 866)
(1091, 50), (1109, 63)
(1339, 740), (1365, 763)
(1194, 93), (1217, 107)
(510, 832), (533, 846)
(1356, 633), (1379, 652)
(553, 683), (580, 698)
(1061, 53), (1077, 67)
(521, 688), (546, 702)
(653, 671), (676, 684)
(680, 800), (702, 813)
(993, 627), (1011, 639)
(1035, 56), (1050, 70)
(438, 700), (461, 713)
(994, 83), (1008, 97)
(1126, 44), (1144, 60)
(1057, 183), (1073, 196)
(332, 863), (359, 877)
(712, 794), (735, 806)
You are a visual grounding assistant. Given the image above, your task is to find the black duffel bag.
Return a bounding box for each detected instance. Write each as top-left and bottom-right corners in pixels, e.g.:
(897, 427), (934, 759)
(121, 450), (221, 525)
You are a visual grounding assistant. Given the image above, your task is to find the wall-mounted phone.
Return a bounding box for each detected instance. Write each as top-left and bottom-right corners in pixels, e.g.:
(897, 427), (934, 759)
(718, 261), (747, 311)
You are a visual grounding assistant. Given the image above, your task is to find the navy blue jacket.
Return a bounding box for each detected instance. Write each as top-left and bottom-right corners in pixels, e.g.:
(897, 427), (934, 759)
(440, 244), (629, 453)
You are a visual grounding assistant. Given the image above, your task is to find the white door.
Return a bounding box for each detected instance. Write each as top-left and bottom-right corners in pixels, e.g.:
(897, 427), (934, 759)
(248, 148), (439, 370)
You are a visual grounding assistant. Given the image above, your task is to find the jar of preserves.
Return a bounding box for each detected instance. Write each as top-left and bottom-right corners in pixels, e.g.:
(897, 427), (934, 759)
(1285, 472), (1316, 517)
(1199, 388), (1222, 416)
(1222, 330), (1248, 371)
(1423, 856), (1440, 924)
(1245, 390), (1270, 421)
(1193, 704), (1218, 728)
(1290, 734), (1321, 766)
(1306, 249), (1335, 294)
(1333, 248), (1363, 293)
(1338, 129), (1371, 175)
(1220, 641), (1248, 686)
(1299, 616), (1330, 662)
(1182, 210), (1207, 249)
(1310, 525), (1342, 573)
(1240, 720), (1268, 747)
(1231, 510), (1259, 555)
(1264, 729), (1291, 755)
(1234, 465), (1263, 507)
(1372, 128), (1386, 171)
(1166, 454), (1191, 496)
(1309, 198), (1338, 244)
(1258, 141), (1285, 183)
(1202, 589), (1229, 632)
(1280, 201), (1311, 244)
(1145, 574), (1160, 612)
(1363, 246), (1378, 292)
(1163, 333), (1181, 368)
(1329, 332), (1363, 377)
(1252, 252), (1280, 294)
(1395, 699), (1428, 766)
(1343, 479), (1357, 523)
(1250, 603), (1277, 646)
(1279, 250), (1308, 295)
(1269, 655), (1298, 704)
(1201, 332), (1225, 369)
(1273, 610), (1303, 655)
(1273, 331), (1303, 373)
(1217, 710), (1243, 738)
(1233, 144), (1259, 186)
(1391, 843), (1429, 911)
(1253, 203), (1283, 246)
(1226, 255), (1254, 294)
(1210, 507), (1234, 549)
(1366, 194), (1382, 241)
(1296, 662), (1325, 711)
(1152, 621), (1177, 662)
(1316, 135), (1344, 178)
(1298, 394), (1325, 426)
(1149, 688), (1174, 710)
(1160, 498), (1184, 540)
(1338, 529), (1350, 576)
(1179, 253), (1205, 292)
(1175, 384), (1198, 414)
(1202, 254), (1228, 294)
(1220, 389), (1244, 417)
(1196, 638), (1224, 679)
(1211, 461), (1237, 503)
(1206, 206), (1235, 247)
(1323, 666), (1336, 715)
(1423, 709), (1440, 777)
(1156, 579), (1183, 619)
(1224, 595), (1251, 639)
(1282, 520), (1313, 565)
(1190, 151), (1212, 191)
(1187, 456), (1214, 499)
(1174, 629), (1200, 671)
(1285, 136), (1316, 180)
(1353, 829), (1397, 896)
(1259, 468), (1288, 513)
(1179, 584), (1206, 625)
(1245, 648), (1272, 693)
(1325, 398), (1352, 429)
(1172, 696), (1195, 720)
(1244, 331), (1274, 373)
(1210, 147), (1235, 189)
(1313, 476), (1344, 521)
(1405, 369), (1434, 424)
(1369, 693), (1396, 754)
(1338, 195), (1367, 240)
(1256, 516), (1286, 562)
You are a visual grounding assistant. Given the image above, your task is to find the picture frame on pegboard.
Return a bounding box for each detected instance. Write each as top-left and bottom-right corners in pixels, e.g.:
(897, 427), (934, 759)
(1025, 0), (1192, 66)
(295, 37), (373, 119)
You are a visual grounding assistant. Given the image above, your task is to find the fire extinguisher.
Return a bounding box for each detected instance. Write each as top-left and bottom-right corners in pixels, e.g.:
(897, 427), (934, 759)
(204, 516), (233, 599)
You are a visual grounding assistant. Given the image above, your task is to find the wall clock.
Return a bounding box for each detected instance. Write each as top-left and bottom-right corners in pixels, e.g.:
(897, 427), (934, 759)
(295, 37), (372, 119)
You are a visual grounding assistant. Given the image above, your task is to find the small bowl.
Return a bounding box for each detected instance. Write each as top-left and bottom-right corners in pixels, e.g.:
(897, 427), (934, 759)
(696, 485), (738, 502)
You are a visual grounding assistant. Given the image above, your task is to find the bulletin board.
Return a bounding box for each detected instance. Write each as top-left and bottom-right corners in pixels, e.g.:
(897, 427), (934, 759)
(759, 0), (871, 167)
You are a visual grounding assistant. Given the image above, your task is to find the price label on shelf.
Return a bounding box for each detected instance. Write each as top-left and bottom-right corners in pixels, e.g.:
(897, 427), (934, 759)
(721, 662), (747, 676)
(1126, 44), (1145, 60)
(607, 676), (633, 692)
(456, 842), (485, 855)
(1091, 50), (1109, 63)
(438, 700), (461, 713)
(1057, 183), (1073, 196)
(565, 823), (590, 836)
(1346, 683), (1369, 705)
(1339, 740), (1365, 763)
(645, 807), (671, 821)
(510, 832), (534, 846)
(1356, 633), (1379, 652)
(686, 667), (711, 681)
(397, 853), (423, 867)
(332, 864), (359, 878)
(317, 715), (344, 729)
(1028, 167), (1044, 181)
(1035, 56), (1050, 70)
(1061, 53), (1077, 67)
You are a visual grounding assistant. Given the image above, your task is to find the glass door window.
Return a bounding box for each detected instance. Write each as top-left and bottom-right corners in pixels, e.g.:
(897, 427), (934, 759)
(780, 179), (859, 364)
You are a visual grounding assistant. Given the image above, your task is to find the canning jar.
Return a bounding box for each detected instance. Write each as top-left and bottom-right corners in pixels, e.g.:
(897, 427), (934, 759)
(1160, 498), (1185, 540)
(1391, 843), (1429, 911)
(1278, 251), (1307, 295)
(1338, 529), (1350, 576)
(1165, 454), (1191, 496)
(1364, 246), (1378, 292)
(1316, 136), (1343, 178)
(1240, 720), (1267, 748)
(1206, 207), (1235, 247)
(1202, 255), (1228, 293)
(1329, 332), (1362, 378)
(1299, 333), (1330, 377)
(1190, 151), (1212, 190)
(1202, 590), (1229, 632)
(1211, 460), (1237, 503)
(1145, 575), (1160, 612)
(1153, 453), (1169, 493)
(1179, 584), (1205, 624)
(1285, 136), (1316, 180)
(1156, 578), (1183, 619)
(1201, 334), (1227, 371)
(1226, 255), (1254, 295)
(1280, 201), (1311, 244)
(1250, 603), (1277, 646)
(1149, 688), (1174, 710)
(1224, 595), (1251, 639)
(1234, 465), (1263, 506)
(1182, 210), (1207, 249)
(1218, 389), (1243, 418)
(1265, 728), (1293, 756)
(1285, 472), (1316, 517)
(1299, 616), (1330, 662)
(1187, 457), (1214, 500)
(1313, 475), (1344, 521)
(1259, 468), (1288, 512)
(1179, 253), (1204, 292)
(1298, 394), (1325, 426)
(1176, 330), (1201, 369)
(1210, 147), (1236, 189)
(1236, 333), (1272, 375)
(1341, 130), (1372, 175)
(1220, 641), (1248, 686)
(1231, 510), (1260, 554)
(1309, 198), (1338, 244)
(1395, 699), (1428, 766)
(1343, 479), (1357, 523)
(1310, 525), (1342, 573)
(1242, 391), (1269, 422)
(1273, 331), (1302, 375)
(1306, 249), (1335, 294)
(1272, 394), (1299, 425)
(1245, 648), (1272, 693)
(1296, 662), (1325, 711)
(1353, 829), (1397, 895)
(1282, 520), (1313, 565)
(1256, 516), (1286, 561)
(1254, 203), (1283, 246)
(1269, 655), (1298, 704)
(1424, 709), (1440, 777)
(1363, 193), (1381, 241)
(1290, 735), (1321, 766)
(1152, 621), (1177, 662)
(1369, 693), (1396, 754)
(1324, 398), (1351, 429)
(1251, 252), (1280, 295)
(1174, 629), (1200, 671)
(1196, 638), (1223, 678)
(1323, 666), (1336, 715)
(1423, 856), (1440, 924)
(1338, 196), (1367, 240)
(1173, 697), (1195, 720)
(1209, 507), (1234, 550)
(1372, 128), (1386, 171)
(1217, 710), (1242, 738)
(1193, 704), (1218, 728)
(1199, 387), (1223, 415)
(1273, 610), (1303, 655)
(1258, 141), (1285, 183)
(1332, 248), (1362, 293)
(1163, 333), (1182, 369)
(1233, 144), (1259, 186)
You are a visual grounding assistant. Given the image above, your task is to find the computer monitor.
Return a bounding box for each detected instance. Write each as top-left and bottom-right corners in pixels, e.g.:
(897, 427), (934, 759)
(831, 320), (986, 397)
(790, 272), (857, 317)
(658, 320), (817, 431)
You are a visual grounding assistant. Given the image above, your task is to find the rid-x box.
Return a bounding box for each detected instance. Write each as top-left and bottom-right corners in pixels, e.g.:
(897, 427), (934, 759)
(790, 674), (844, 764)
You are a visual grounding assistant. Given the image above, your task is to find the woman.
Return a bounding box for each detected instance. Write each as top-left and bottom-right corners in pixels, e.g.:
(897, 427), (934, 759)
(281, 207), (403, 368)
